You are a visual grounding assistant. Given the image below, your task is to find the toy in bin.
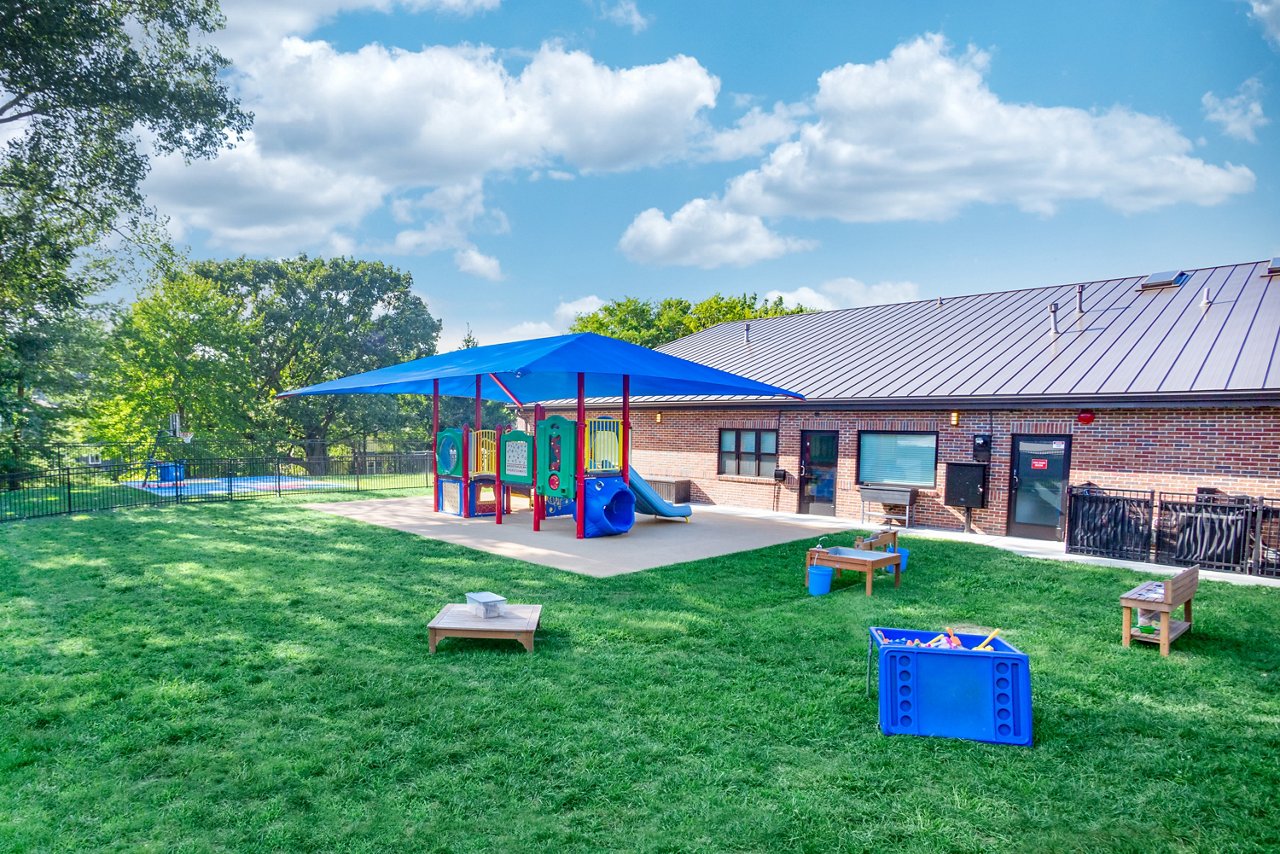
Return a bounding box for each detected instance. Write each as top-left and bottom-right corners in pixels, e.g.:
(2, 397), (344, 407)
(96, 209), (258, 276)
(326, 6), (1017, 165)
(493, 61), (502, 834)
(465, 591), (507, 618)
(870, 625), (1032, 746)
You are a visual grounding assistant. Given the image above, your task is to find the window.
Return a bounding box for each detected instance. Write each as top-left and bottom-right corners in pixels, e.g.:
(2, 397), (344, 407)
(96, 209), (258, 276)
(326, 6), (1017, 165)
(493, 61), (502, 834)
(719, 429), (777, 478)
(858, 431), (937, 487)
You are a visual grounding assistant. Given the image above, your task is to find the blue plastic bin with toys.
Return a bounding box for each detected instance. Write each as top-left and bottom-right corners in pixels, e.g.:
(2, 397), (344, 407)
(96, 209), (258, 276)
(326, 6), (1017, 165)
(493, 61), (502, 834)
(870, 626), (1032, 747)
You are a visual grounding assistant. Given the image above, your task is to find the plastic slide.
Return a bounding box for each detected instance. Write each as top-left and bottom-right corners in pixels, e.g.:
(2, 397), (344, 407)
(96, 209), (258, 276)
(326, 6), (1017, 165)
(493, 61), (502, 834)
(628, 467), (693, 520)
(582, 476), (636, 538)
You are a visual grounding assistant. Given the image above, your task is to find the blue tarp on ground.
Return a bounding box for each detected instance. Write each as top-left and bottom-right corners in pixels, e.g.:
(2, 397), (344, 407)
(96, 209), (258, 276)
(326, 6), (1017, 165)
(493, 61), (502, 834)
(278, 332), (803, 404)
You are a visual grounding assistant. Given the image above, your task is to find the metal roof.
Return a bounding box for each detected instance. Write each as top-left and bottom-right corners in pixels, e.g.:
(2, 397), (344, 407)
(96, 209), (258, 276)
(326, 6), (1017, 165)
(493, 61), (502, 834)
(649, 259), (1280, 407)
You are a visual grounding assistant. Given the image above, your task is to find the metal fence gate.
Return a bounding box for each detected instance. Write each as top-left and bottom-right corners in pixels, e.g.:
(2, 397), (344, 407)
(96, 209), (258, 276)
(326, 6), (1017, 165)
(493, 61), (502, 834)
(1067, 487), (1279, 575)
(1065, 486), (1154, 562)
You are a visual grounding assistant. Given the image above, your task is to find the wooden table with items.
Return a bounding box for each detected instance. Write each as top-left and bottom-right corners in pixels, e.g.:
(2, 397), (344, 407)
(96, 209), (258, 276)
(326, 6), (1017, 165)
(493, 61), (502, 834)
(804, 547), (902, 596)
(428, 603), (542, 653)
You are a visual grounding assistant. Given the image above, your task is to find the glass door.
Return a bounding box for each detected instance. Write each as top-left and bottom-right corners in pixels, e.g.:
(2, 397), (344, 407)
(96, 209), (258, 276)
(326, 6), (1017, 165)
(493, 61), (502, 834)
(1008, 435), (1072, 540)
(799, 430), (839, 516)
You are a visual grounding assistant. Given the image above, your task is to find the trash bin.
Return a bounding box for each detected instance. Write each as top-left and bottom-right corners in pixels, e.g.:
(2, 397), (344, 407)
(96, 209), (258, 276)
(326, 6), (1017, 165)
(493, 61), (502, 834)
(158, 462), (185, 483)
(808, 564), (834, 596)
(888, 545), (910, 572)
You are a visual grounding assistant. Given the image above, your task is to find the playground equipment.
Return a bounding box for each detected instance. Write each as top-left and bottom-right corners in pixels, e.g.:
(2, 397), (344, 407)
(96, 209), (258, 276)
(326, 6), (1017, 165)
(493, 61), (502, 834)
(431, 411), (647, 538)
(278, 333), (805, 538)
(435, 426), (514, 519)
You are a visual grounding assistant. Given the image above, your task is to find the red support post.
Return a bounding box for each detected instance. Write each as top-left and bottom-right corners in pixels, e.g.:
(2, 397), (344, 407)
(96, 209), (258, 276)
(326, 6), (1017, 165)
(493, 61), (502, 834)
(461, 427), (471, 518)
(432, 379), (440, 513)
(621, 374), (630, 485)
(495, 427), (504, 525)
(533, 404), (544, 532)
(475, 375), (482, 430)
(576, 371), (586, 540)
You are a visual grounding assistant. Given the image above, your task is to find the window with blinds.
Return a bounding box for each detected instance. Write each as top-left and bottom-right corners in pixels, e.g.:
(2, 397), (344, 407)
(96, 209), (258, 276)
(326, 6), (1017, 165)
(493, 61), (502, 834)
(857, 431), (937, 487)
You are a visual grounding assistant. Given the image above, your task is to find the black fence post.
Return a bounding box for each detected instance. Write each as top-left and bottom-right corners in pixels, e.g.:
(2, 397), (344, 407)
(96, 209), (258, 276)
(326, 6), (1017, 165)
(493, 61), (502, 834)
(64, 468), (73, 515)
(276, 457), (282, 497)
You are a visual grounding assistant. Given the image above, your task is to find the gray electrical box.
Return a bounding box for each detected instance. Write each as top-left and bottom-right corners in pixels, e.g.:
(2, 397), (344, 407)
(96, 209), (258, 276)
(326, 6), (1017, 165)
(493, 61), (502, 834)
(944, 462), (987, 509)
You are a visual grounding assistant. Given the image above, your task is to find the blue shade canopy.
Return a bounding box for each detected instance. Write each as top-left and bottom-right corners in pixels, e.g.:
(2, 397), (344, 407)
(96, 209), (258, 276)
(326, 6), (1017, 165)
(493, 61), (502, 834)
(278, 332), (804, 404)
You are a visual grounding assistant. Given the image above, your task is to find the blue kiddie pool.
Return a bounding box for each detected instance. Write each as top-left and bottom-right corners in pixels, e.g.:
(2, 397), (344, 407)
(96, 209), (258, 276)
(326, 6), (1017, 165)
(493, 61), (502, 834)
(868, 626), (1032, 746)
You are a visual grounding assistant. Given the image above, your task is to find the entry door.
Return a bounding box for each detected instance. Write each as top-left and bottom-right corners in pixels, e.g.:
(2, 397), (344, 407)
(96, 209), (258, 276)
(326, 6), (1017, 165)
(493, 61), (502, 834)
(799, 431), (839, 516)
(1008, 435), (1072, 540)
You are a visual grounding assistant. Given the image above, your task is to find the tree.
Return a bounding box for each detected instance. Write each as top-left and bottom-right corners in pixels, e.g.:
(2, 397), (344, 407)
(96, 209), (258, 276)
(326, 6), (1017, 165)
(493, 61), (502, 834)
(568, 293), (810, 347)
(436, 326), (515, 431)
(92, 257), (445, 461)
(1, 0), (250, 466)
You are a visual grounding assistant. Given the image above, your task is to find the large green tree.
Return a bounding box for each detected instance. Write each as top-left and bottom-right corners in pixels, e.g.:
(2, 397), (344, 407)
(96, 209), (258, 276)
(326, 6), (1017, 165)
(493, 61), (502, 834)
(1, 0), (250, 467)
(569, 293), (809, 348)
(93, 257), (444, 459)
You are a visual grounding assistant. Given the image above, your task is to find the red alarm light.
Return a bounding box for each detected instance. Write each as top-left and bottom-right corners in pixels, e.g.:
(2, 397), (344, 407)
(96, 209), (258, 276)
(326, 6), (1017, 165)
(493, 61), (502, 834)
(1076, 410), (1095, 425)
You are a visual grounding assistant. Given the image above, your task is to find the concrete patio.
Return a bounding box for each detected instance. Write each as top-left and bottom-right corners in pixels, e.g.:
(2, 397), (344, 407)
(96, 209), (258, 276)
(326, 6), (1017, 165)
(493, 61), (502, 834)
(304, 497), (1280, 586)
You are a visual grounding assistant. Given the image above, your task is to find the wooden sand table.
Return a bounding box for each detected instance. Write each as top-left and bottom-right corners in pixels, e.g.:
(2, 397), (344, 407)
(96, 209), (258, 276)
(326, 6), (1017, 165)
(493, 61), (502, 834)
(428, 603), (542, 653)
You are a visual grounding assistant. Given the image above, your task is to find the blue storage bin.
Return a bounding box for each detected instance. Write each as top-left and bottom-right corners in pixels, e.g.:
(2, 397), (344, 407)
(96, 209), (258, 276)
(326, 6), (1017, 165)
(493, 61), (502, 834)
(870, 626), (1032, 747)
(157, 462), (185, 483)
(808, 565), (834, 596)
(887, 545), (909, 572)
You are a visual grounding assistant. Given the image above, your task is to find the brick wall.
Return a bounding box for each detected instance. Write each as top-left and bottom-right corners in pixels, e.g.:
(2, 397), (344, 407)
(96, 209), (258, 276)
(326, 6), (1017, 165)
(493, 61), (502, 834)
(611, 404), (1280, 535)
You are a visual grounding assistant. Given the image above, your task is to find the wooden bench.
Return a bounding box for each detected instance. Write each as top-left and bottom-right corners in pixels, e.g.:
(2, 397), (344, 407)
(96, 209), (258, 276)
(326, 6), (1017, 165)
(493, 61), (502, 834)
(804, 530), (902, 597)
(1120, 565), (1199, 656)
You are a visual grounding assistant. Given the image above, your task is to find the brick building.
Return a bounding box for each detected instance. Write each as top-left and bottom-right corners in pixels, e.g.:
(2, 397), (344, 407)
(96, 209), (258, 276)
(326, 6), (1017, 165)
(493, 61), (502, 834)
(622, 258), (1280, 541)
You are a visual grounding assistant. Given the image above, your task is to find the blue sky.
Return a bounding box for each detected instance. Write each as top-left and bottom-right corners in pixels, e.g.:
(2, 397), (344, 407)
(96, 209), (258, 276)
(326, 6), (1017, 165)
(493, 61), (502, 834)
(140, 0), (1280, 348)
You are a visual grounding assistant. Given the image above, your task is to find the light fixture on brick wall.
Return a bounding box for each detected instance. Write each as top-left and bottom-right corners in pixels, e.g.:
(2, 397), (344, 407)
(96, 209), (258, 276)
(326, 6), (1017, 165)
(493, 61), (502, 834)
(950, 411), (960, 427)
(655, 412), (663, 424)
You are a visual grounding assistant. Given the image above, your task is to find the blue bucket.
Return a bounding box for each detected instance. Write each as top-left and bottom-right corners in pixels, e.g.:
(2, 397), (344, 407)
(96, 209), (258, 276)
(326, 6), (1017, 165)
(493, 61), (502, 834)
(808, 564), (834, 596)
(888, 546), (910, 572)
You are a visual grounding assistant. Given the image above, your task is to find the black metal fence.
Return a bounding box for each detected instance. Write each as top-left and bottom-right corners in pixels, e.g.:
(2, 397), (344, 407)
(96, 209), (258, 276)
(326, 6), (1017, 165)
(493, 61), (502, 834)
(1067, 485), (1280, 575)
(1066, 486), (1154, 562)
(1, 452), (433, 523)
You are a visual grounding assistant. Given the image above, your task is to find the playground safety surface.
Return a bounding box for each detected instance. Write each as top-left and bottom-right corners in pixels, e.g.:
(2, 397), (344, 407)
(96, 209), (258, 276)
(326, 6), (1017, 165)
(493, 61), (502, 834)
(303, 497), (852, 578)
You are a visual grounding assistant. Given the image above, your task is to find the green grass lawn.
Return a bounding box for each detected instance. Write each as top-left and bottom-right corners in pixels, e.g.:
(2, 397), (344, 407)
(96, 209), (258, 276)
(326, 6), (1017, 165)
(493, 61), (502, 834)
(2, 497), (1278, 853)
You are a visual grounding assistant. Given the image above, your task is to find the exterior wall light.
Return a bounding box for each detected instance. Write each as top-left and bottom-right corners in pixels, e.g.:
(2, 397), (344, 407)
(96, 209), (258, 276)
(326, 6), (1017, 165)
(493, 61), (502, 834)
(950, 411), (960, 427)
(655, 412), (663, 424)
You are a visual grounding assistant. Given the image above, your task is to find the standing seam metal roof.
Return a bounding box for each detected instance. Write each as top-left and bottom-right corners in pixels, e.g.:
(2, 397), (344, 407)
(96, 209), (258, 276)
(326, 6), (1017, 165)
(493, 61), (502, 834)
(652, 259), (1280, 406)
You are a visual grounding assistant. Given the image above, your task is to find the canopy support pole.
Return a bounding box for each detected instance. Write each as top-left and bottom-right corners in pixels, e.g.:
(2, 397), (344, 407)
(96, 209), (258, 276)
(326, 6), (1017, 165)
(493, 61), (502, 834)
(474, 375), (482, 430)
(432, 379), (439, 513)
(621, 375), (630, 485)
(495, 427), (504, 526)
(576, 372), (586, 540)
(533, 403), (544, 532)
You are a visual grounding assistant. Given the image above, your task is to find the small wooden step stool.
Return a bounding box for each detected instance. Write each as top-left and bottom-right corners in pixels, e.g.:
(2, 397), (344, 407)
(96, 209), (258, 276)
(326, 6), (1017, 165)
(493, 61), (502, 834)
(1120, 565), (1199, 656)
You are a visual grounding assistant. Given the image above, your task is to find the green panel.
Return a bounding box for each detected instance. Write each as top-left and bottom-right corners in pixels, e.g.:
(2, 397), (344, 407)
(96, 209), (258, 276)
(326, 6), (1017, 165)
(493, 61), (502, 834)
(535, 416), (577, 499)
(436, 429), (464, 477)
(859, 432), (936, 487)
(500, 430), (534, 485)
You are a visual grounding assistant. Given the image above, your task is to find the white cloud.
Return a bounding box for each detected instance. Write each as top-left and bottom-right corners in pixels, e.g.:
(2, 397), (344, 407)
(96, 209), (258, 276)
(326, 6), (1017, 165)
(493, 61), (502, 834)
(214, 0), (501, 60)
(623, 34), (1257, 268)
(766, 278), (920, 312)
(148, 38), (719, 262)
(726, 34), (1254, 221)
(146, 131), (385, 252)
(1203, 78), (1269, 142)
(554, 295), (605, 325)
(1249, 1), (1280, 47)
(619, 198), (815, 268)
(701, 102), (806, 161)
(505, 320), (558, 340)
(454, 247), (503, 280)
(596, 1), (650, 33)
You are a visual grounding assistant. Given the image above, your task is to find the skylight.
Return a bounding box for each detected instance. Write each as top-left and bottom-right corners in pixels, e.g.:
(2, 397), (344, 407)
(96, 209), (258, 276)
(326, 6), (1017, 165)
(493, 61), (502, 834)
(1137, 270), (1187, 290)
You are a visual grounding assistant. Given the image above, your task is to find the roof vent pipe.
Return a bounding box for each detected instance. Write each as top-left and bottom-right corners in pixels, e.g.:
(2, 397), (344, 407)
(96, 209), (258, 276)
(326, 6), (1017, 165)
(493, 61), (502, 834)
(936, 296), (943, 307)
(1047, 302), (1059, 336)
(743, 321), (751, 345)
(1201, 286), (1213, 309)
(1076, 284), (1084, 313)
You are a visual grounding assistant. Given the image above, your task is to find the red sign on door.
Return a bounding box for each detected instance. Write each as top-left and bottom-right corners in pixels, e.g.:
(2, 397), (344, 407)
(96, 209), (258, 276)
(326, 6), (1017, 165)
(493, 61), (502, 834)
(1030, 458), (1049, 470)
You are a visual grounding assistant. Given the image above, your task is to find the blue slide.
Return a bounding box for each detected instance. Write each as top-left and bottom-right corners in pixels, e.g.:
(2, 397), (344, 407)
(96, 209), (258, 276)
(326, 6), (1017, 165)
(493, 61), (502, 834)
(628, 467), (693, 520)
